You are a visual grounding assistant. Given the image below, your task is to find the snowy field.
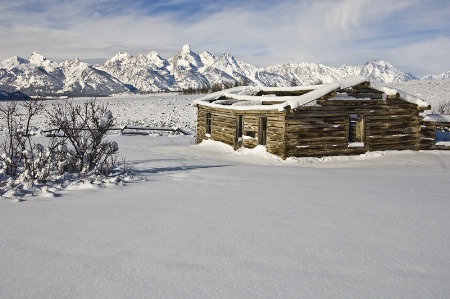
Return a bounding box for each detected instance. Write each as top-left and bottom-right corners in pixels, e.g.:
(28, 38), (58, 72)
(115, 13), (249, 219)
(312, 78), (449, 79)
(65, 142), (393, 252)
(28, 93), (199, 133)
(1, 81), (450, 298)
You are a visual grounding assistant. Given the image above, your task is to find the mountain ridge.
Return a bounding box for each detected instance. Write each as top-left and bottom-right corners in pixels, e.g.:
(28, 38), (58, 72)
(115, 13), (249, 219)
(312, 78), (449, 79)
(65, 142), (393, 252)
(0, 44), (445, 97)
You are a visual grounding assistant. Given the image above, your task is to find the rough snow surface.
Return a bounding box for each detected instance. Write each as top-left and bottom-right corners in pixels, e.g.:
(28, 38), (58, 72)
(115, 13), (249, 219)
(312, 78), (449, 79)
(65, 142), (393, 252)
(1, 135), (450, 298)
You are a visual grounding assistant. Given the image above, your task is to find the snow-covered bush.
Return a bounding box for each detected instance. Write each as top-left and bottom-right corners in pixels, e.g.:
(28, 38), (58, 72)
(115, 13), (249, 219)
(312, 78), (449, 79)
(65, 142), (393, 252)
(0, 100), (122, 195)
(47, 101), (119, 174)
(0, 100), (45, 177)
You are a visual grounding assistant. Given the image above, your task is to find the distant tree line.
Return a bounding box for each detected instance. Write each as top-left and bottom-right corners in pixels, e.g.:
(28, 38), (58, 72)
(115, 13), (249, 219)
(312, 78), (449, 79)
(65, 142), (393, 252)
(181, 80), (251, 95)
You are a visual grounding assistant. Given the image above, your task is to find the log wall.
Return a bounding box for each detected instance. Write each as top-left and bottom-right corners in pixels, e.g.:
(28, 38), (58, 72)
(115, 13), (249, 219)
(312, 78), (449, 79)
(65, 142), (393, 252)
(196, 106), (286, 157)
(285, 98), (425, 158)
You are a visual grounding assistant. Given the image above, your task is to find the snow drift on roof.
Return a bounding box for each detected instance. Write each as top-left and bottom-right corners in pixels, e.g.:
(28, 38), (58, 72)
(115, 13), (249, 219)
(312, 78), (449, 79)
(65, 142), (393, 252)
(278, 75), (369, 111)
(192, 75), (430, 111)
(423, 114), (450, 123)
(370, 83), (430, 108)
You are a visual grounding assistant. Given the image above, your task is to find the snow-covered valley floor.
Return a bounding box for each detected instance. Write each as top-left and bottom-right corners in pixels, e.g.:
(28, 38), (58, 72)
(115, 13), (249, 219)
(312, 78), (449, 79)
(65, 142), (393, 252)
(1, 82), (450, 298)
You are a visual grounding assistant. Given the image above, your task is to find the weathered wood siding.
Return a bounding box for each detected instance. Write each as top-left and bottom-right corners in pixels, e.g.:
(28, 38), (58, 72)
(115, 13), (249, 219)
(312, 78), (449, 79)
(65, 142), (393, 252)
(196, 106), (286, 157)
(285, 98), (424, 157)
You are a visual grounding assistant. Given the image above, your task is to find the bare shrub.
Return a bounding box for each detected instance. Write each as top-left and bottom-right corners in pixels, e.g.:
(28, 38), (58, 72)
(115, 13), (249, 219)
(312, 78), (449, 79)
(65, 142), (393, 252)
(0, 101), (22, 176)
(432, 100), (450, 115)
(0, 100), (47, 177)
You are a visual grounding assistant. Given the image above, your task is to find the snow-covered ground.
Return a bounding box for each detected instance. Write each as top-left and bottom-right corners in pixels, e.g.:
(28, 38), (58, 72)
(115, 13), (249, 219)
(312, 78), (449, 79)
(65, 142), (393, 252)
(1, 81), (450, 298)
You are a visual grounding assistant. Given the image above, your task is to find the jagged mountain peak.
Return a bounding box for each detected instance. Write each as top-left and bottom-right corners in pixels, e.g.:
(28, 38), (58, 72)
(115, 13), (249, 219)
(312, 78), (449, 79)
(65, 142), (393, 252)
(363, 59), (396, 69)
(147, 51), (161, 59)
(28, 52), (48, 63)
(175, 44), (197, 60)
(199, 51), (216, 68)
(170, 44), (204, 70)
(181, 44), (192, 52)
(62, 57), (86, 67)
(0, 56), (29, 70)
(357, 60), (417, 82)
(26, 52), (59, 74)
(106, 52), (133, 64)
(209, 53), (241, 72)
(146, 51), (167, 68)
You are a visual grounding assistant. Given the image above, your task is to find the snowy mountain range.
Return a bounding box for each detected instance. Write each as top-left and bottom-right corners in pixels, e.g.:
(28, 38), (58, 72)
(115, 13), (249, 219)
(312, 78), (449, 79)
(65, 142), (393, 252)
(421, 71), (450, 80)
(0, 44), (446, 97)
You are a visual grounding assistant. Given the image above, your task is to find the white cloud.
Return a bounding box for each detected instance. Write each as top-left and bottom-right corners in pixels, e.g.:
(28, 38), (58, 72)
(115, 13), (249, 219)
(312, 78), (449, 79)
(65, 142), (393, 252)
(385, 37), (450, 76)
(0, 0), (449, 76)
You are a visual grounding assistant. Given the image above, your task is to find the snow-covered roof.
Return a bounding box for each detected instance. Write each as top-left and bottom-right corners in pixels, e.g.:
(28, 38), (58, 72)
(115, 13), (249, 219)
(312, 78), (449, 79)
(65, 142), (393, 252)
(423, 114), (450, 123)
(192, 76), (430, 111)
(369, 83), (430, 108)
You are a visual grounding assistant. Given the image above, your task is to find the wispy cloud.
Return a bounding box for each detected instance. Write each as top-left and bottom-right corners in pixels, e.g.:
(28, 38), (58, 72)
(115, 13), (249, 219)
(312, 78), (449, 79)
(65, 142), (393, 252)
(0, 0), (449, 76)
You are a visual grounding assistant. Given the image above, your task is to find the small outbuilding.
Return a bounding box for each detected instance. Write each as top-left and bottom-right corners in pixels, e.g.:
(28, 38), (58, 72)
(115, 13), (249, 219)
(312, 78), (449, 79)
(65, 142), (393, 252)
(193, 75), (447, 158)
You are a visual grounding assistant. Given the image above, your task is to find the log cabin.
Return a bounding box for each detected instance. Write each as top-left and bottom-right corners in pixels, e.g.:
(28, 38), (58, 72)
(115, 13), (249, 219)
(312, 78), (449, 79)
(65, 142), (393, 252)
(193, 75), (448, 158)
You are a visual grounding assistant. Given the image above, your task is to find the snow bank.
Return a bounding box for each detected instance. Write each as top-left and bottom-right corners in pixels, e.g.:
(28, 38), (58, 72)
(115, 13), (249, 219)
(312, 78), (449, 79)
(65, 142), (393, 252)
(2, 136), (450, 298)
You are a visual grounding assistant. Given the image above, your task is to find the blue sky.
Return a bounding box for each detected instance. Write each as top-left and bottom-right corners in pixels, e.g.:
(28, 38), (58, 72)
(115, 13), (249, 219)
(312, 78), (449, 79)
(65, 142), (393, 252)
(1, 0), (449, 76)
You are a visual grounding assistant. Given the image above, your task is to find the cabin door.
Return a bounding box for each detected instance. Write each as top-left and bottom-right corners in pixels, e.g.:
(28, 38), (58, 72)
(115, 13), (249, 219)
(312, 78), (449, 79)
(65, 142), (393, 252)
(258, 117), (267, 145)
(348, 114), (365, 143)
(235, 115), (244, 148)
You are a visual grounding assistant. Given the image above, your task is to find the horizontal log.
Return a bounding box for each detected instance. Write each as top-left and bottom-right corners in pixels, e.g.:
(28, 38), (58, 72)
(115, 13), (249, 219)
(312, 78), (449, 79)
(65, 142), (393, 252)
(287, 110), (419, 120)
(286, 126), (345, 133)
(286, 136), (347, 144)
(286, 116), (347, 123)
(286, 147), (368, 158)
(367, 128), (420, 135)
(368, 135), (418, 142)
(319, 99), (386, 106)
(286, 142), (349, 150)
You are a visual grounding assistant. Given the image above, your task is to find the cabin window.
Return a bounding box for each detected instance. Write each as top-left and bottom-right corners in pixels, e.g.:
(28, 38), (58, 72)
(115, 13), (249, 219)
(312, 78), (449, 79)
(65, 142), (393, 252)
(236, 115), (244, 146)
(435, 125), (450, 145)
(245, 131), (255, 138)
(259, 117), (268, 145)
(236, 115), (244, 138)
(205, 112), (212, 135)
(348, 114), (365, 146)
